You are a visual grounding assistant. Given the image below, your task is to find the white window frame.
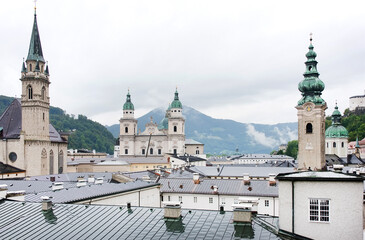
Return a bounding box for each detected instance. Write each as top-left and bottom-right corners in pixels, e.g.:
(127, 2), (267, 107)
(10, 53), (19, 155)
(309, 198), (330, 223)
(209, 197), (213, 204)
(194, 197), (197, 203)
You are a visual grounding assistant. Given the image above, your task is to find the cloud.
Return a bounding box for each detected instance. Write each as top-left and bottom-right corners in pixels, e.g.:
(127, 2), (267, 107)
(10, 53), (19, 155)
(246, 124), (278, 148)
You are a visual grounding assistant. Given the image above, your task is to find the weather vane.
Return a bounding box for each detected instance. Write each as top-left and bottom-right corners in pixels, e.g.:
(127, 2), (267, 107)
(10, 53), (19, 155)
(34, 0), (37, 13)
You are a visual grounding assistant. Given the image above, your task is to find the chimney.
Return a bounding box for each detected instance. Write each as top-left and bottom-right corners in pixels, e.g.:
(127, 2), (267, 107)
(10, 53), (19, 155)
(77, 179), (87, 187)
(6, 190), (26, 201)
(268, 174), (276, 186)
(50, 176), (55, 182)
(41, 196), (52, 211)
(213, 185), (218, 194)
(155, 169), (161, 175)
(232, 198), (259, 223)
(243, 173), (250, 185)
(88, 175), (95, 183)
(52, 182), (64, 191)
(163, 201), (181, 218)
(95, 177), (103, 185)
(193, 173), (200, 184)
(0, 184), (8, 199)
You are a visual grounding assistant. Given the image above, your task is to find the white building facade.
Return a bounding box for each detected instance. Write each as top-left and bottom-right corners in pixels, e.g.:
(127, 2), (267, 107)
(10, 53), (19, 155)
(118, 90), (185, 157)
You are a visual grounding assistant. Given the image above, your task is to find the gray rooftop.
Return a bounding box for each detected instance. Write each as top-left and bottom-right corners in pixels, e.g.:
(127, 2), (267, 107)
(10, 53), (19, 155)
(29, 172), (114, 182)
(25, 180), (159, 203)
(0, 180), (77, 194)
(276, 171), (364, 181)
(159, 178), (278, 197)
(0, 200), (283, 239)
(190, 166), (295, 177)
(185, 139), (204, 145)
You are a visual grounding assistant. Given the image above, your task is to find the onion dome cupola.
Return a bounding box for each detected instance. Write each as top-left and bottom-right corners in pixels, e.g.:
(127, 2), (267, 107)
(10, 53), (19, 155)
(158, 111), (169, 130)
(170, 89), (182, 109)
(123, 90), (134, 110)
(325, 103), (348, 138)
(27, 9), (45, 63)
(297, 35), (325, 106)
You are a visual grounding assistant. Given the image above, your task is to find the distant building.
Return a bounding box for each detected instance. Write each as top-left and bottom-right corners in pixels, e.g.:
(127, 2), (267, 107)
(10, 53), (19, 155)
(0, 9), (67, 176)
(325, 104), (348, 158)
(348, 137), (365, 159)
(349, 90), (365, 111)
(184, 139), (205, 157)
(118, 90), (185, 157)
(229, 154), (294, 165)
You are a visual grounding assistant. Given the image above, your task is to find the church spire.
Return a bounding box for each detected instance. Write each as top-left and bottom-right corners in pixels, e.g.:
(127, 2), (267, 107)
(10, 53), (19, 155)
(297, 34), (325, 106)
(26, 8), (45, 62)
(123, 90), (134, 110)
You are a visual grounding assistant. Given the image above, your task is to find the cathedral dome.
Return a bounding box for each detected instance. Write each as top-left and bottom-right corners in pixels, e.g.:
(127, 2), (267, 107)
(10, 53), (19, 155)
(158, 116), (168, 130)
(325, 125), (349, 138)
(325, 104), (348, 138)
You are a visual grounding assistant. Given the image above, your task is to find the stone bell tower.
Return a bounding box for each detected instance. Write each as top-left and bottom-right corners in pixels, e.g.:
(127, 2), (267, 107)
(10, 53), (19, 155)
(167, 89), (185, 155)
(296, 35), (327, 170)
(20, 7), (50, 141)
(119, 90), (137, 156)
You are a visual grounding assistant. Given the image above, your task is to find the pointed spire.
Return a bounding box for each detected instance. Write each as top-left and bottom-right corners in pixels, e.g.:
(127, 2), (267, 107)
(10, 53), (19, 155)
(21, 58), (27, 73)
(45, 62), (49, 75)
(297, 34), (325, 106)
(27, 8), (45, 62)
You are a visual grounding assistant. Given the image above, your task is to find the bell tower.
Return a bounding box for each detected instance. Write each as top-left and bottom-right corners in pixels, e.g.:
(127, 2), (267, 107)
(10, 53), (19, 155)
(119, 90), (137, 156)
(167, 89), (185, 155)
(20, 7), (50, 141)
(296, 35), (327, 170)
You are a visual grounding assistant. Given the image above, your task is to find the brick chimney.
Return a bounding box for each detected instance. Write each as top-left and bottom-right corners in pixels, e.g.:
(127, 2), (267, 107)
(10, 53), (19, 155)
(163, 201), (181, 218)
(193, 173), (200, 184)
(243, 173), (250, 185)
(41, 196), (52, 211)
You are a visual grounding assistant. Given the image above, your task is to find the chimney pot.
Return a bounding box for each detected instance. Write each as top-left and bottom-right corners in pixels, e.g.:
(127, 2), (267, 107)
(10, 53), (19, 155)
(268, 174), (276, 186)
(41, 196), (52, 211)
(163, 201), (181, 218)
(193, 173), (200, 184)
(243, 173), (250, 185)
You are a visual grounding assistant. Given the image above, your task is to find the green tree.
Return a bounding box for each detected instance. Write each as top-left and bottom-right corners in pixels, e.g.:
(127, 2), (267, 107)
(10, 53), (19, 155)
(285, 140), (298, 159)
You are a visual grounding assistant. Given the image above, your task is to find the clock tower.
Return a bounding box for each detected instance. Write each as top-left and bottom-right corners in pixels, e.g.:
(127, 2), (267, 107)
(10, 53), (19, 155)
(296, 36), (327, 170)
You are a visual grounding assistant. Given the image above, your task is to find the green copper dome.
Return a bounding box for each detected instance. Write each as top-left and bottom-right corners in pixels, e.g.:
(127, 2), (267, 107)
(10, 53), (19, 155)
(123, 91), (134, 110)
(170, 89), (182, 109)
(158, 113), (169, 130)
(325, 104), (348, 138)
(297, 38), (325, 106)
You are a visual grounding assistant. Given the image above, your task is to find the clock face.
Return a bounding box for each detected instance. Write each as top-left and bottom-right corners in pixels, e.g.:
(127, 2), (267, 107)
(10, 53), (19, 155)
(306, 106), (312, 112)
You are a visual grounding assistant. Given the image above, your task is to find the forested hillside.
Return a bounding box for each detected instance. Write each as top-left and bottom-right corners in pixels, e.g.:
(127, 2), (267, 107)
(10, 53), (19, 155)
(0, 95), (115, 154)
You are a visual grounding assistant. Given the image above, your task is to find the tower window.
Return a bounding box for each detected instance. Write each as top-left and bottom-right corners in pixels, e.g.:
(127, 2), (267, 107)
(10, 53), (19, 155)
(342, 142), (344, 148)
(142, 149), (145, 155)
(173, 149), (177, 155)
(125, 127), (128, 133)
(29, 63), (32, 71)
(41, 87), (45, 100)
(309, 66), (312, 71)
(43, 113), (45, 121)
(125, 149), (128, 154)
(41, 65), (44, 73)
(326, 142), (328, 148)
(306, 123), (313, 134)
(27, 85), (33, 99)
(150, 148), (153, 155)
(333, 142), (336, 148)
(174, 126), (177, 132)
(158, 149), (162, 155)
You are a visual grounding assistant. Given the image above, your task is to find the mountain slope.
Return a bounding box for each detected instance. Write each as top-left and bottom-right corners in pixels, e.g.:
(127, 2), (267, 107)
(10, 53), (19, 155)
(107, 106), (298, 154)
(0, 95), (115, 154)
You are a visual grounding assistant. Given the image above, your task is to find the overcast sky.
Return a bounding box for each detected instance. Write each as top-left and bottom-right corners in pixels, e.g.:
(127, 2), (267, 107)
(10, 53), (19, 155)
(1, 0), (364, 126)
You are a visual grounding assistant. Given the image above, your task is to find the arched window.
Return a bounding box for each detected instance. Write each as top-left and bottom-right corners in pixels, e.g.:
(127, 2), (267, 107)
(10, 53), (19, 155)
(125, 149), (128, 154)
(142, 149), (146, 155)
(41, 87), (46, 100)
(49, 150), (54, 175)
(150, 148), (153, 155)
(306, 123), (313, 134)
(174, 126), (177, 132)
(333, 142), (336, 148)
(342, 142), (344, 148)
(158, 149), (162, 155)
(196, 150), (200, 154)
(58, 150), (64, 174)
(125, 127), (128, 133)
(29, 63), (32, 71)
(27, 85), (33, 99)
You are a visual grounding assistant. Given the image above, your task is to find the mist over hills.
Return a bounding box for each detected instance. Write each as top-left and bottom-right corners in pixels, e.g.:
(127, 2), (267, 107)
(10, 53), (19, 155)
(107, 106), (298, 154)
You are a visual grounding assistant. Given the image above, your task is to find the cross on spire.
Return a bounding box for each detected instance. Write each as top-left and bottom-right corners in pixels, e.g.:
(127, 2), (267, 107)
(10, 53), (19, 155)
(310, 32), (313, 42)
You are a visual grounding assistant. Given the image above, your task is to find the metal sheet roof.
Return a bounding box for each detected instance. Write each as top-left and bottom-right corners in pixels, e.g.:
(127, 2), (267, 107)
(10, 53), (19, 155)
(190, 166), (295, 177)
(24, 181), (159, 203)
(159, 178), (278, 197)
(29, 172), (114, 182)
(0, 201), (283, 239)
(0, 180), (77, 194)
